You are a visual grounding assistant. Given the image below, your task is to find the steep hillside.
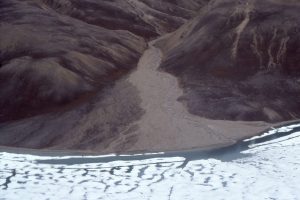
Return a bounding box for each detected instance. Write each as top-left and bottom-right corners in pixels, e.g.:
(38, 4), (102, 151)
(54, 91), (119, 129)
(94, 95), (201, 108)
(0, 0), (206, 122)
(0, 0), (209, 151)
(32, 0), (207, 38)
(1, 0), (299, 153)
(157, 0), (300, 123)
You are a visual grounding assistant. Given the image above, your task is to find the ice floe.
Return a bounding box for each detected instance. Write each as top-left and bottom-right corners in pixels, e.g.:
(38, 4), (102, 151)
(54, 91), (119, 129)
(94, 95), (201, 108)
(1, 124), (300, 200)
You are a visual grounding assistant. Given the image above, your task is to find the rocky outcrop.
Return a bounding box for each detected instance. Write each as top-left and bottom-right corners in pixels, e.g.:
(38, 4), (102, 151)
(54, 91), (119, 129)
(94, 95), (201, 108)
(157, 0), (300, 123)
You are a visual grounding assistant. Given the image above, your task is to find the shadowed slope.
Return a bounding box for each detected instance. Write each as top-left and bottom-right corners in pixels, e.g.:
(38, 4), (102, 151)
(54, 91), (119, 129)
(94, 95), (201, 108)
(0, 0), (207, 122)
(33, 0), (208, 38)
(0, 0), (209, 151)
(157, 0), (300, 123)
(0, 0), (147, 122)
(1, 0), (299, 153)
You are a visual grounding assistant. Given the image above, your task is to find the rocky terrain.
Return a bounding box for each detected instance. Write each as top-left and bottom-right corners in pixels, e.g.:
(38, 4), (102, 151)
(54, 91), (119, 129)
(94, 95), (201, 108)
(157, 0), (300, 123)
(0, 0), (207, 122)
(0, 0), (299, 153)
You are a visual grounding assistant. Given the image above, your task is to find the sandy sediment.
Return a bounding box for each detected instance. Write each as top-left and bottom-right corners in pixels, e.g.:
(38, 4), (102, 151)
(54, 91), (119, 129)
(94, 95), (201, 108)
(119, 41), (271, 153)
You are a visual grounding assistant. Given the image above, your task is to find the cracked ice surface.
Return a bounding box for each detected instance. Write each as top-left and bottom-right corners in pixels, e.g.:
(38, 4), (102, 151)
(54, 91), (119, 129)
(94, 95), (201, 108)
(1, 124), (300, 200)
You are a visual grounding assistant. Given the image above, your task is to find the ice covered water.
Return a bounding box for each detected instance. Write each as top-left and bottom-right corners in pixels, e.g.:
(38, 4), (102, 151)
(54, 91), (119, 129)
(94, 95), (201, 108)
(1, 124), (300, 200)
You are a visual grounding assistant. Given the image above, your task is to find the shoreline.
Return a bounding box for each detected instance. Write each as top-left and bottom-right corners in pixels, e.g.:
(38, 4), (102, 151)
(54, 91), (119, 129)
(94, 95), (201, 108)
(0, 119), (299, 158)
(0, 36), (299, 156)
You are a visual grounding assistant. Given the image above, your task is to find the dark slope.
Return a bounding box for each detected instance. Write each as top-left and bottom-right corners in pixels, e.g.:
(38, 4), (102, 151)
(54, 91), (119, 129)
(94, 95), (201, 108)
(34, 0), (206, 38)
(2, 0), (299, 153)
(0, 0), (206, 123)
(157, 0), (300, 123)
(0, 0), (209, 151)
(0, 0), (146, 122)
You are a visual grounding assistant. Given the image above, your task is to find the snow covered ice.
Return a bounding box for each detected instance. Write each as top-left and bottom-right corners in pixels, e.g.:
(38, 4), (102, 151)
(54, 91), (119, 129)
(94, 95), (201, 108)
(1, 124), (300, 200)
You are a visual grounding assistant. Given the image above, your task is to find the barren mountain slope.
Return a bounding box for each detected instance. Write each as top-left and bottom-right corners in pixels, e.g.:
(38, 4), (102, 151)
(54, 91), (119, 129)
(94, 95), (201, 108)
(0, 0), (210, 151)
(32, 0), (208, 38)
(0, 0), (144, 122)
(157, 0), (300, 123)
(1, 0), (299, 153)
(0, 0), (207, 122)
